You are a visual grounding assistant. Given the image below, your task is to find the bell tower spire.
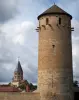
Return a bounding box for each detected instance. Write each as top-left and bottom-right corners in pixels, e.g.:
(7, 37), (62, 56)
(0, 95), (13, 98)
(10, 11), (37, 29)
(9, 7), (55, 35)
(11, 58), (23, 87)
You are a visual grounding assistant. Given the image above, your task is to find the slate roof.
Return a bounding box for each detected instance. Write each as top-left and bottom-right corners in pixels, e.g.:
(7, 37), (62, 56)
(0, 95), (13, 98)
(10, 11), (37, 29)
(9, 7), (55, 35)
(15, 61), (23, 74)
(38, 4), (72, 19)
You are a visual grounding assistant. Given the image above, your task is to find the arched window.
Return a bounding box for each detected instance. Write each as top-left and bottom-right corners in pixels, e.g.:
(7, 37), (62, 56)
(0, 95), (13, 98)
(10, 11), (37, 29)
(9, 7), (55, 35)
(46, 18), (49, 25)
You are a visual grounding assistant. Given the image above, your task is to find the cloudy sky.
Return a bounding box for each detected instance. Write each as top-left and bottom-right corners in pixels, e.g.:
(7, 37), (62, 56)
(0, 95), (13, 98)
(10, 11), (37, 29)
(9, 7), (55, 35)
(0, 0), (79, 84)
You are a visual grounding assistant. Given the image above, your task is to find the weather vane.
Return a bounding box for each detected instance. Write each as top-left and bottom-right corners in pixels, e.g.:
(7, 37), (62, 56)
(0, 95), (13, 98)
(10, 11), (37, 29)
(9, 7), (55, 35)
(54, 1), (55, 5)
(18, 56), (20, 61)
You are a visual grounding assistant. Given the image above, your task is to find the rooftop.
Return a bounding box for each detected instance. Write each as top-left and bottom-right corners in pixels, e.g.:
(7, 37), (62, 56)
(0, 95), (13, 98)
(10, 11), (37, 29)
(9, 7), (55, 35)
(38, 4), (72, 19)
(14, 61), (23, 74)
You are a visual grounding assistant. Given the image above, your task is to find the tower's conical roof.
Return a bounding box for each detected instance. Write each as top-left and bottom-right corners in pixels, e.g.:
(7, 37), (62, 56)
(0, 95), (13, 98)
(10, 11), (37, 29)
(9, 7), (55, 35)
(38, 4), (72, 19)
(15, 61), (23, 73)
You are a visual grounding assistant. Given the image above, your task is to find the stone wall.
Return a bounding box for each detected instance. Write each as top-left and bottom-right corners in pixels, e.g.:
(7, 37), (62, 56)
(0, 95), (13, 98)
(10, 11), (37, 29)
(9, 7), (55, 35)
(38, 14), (73, 100)
(0, 92), (40, 100)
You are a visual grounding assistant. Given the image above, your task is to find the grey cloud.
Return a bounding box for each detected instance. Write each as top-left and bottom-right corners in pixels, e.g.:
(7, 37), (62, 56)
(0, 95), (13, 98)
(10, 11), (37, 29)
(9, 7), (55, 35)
(0, 32), (15, 64)
(59, 0), (78, 4)
(72, 36), (79, 81)
(0, 0), (19, 23)
(0, 0), (79, 84)
(0, 63), (13, 82)
(23, 63), (38, 84)
(0, 30), (16, 82)
(73, 55), (79, 81)
(0, 20), (38, 83)
(57, 0), (79, 19)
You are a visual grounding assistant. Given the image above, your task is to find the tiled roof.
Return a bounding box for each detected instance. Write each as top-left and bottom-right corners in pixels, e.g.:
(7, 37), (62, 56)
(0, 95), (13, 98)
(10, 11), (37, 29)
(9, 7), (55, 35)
(38, 4), (72, 19)
(15, 61), (23, 74)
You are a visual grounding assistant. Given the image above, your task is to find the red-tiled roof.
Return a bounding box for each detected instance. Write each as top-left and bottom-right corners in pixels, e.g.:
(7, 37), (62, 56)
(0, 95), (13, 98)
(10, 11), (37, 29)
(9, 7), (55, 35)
(0, 86), (21, 92)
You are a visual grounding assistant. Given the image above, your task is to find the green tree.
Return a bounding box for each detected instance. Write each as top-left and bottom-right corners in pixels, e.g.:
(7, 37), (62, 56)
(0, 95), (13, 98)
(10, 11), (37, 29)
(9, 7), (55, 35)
(29, 83), (37, 91)
(18, 84), (26, 90)
(73, 80), (78, 87)
(24, 80), (29, 85)
(8, 82), (11, 86)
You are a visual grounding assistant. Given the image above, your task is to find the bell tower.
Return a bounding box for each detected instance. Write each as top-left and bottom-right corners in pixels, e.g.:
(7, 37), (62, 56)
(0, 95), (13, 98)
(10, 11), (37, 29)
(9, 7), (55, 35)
(13, 60), (23, 82)
(37, 4), (74, 100)
(11, 60), (23, 87)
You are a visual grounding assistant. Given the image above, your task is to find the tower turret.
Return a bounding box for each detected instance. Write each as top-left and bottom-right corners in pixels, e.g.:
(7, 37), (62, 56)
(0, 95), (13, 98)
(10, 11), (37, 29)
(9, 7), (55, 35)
(37, 4), (73, 100)
(11, 60), (23, 87)
(13, 60), (23, 82)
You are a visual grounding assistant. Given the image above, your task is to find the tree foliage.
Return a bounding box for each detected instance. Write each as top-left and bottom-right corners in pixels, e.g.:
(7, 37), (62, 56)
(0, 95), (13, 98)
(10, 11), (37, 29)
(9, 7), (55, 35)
(29, 83), (37, 91)
(18, 80), (37, 91)
(73, 80), (78, 87)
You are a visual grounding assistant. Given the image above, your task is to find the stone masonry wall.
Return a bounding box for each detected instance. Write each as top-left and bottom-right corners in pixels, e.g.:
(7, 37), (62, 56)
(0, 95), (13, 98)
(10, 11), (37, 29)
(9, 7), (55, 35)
(38, 14), (74, 100)
(0, 92), (40, 100)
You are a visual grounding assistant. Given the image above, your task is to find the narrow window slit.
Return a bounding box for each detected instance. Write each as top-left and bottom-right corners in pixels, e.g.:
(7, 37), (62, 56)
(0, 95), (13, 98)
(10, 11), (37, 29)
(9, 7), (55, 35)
(52, 45), (55, 48)
(52, 45), (56, 55)
(59, 18), (61, 24)
(46, 18), (49, 25)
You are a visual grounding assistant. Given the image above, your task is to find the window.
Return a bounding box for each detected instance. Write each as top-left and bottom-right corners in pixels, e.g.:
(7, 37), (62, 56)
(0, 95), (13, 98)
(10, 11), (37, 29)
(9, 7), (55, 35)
(18, 73), (20, 75)
(15, 72), (17, 75)
(46, 18), (49, 25)
(52, 45), (55, 48)
(52, 45), (56, 55)
(59, 18), (61, 24)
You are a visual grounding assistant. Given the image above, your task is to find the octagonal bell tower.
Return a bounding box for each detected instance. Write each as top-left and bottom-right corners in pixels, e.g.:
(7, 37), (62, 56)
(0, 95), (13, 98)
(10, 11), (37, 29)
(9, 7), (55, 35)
(37, 4), (74, 100)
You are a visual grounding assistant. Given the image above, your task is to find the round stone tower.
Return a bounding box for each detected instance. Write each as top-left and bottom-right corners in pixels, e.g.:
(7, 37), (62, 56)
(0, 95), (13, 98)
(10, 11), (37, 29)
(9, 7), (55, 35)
(37, 4), (73, 100)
